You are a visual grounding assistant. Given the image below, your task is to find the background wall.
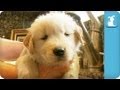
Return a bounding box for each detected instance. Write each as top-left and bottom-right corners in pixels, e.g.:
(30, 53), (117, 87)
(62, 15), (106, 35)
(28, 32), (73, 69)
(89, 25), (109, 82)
(0, 11), (49, 39)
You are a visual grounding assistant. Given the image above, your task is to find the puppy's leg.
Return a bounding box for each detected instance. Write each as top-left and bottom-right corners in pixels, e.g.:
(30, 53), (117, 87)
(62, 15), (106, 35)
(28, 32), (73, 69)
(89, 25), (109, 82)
(63, 54), (80, 79)
(16, 55), (39, 79)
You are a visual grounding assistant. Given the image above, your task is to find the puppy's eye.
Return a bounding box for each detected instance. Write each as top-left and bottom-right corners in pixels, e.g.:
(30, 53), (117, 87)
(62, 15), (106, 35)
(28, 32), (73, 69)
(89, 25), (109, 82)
(41, 35), (48, 40)
(64, 33), (70, 36)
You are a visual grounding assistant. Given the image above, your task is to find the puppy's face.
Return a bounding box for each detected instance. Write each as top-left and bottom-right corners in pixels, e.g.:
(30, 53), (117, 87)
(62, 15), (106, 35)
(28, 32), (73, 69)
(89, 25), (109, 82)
(24, 13), (83, 66)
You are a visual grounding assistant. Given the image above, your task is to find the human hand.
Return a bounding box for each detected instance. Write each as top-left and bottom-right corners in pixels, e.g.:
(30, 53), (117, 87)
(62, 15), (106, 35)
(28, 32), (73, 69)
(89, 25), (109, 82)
(0, 38), (24, 61)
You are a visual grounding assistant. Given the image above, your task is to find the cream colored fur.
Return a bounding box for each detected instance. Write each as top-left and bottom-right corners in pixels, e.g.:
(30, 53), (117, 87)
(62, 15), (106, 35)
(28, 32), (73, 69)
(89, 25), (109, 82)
(16, 12), (83, 79)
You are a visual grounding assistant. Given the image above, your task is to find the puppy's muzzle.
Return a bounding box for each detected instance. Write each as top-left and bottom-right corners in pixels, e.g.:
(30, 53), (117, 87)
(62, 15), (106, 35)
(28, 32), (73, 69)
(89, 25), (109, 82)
(53, 47), (65, 57)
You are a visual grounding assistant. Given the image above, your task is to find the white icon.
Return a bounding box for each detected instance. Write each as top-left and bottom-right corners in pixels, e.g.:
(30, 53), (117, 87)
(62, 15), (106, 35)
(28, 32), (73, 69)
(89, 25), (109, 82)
(107, 15), (116, 27)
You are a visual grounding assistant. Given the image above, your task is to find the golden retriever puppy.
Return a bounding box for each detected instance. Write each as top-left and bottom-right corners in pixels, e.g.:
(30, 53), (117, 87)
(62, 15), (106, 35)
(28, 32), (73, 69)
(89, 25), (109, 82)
(16, 12), (84, 79)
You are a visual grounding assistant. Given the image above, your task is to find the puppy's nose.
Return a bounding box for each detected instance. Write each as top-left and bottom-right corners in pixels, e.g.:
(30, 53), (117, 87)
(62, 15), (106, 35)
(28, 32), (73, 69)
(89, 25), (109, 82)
(53, 47), (65, 57)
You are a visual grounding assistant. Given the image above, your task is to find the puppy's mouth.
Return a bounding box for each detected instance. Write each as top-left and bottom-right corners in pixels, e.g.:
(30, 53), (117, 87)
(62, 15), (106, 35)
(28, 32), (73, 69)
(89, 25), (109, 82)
(54, 54), (74, 63)
(48, 57), (73, 67)
(55, 56), (66, 61)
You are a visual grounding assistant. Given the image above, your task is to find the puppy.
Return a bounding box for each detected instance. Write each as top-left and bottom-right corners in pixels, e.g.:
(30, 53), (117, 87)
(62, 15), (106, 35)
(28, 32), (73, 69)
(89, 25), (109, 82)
(16, 12), (84, 79)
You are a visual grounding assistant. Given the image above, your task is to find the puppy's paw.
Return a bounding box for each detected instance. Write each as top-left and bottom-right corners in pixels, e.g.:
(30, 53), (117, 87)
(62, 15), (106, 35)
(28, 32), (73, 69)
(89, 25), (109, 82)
(18, 69), (31, 79)
(18, 68), (39, 79)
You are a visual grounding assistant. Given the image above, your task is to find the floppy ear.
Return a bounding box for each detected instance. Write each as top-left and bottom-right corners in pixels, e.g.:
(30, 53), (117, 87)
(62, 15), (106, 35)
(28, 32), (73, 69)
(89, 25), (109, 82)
(74, 25), (85, 46)
(23, 32), (34, 54)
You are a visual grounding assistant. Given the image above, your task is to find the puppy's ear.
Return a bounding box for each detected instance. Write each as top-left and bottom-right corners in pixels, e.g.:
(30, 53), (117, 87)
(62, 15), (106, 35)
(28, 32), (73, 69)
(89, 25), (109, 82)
(74, 25), (85, 46)
(23, 32), (34, 54)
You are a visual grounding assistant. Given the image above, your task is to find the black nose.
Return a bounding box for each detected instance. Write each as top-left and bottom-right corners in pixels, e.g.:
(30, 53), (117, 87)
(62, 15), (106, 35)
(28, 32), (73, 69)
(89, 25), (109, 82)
(53, 47), (65, 57)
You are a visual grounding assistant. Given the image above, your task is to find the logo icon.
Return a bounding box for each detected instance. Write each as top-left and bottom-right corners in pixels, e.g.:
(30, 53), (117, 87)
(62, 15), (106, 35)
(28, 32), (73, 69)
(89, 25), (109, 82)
(108, 15), (116, 27)
(107, 15), (117, 27)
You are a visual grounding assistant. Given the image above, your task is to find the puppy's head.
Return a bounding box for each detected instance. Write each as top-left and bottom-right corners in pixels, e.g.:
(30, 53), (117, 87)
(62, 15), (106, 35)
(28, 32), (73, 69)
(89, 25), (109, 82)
(23, 12), (84, 66)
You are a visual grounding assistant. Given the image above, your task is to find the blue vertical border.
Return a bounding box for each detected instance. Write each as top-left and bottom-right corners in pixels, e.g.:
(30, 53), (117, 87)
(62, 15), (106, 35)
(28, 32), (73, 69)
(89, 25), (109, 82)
(104, 11), (120, 79)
